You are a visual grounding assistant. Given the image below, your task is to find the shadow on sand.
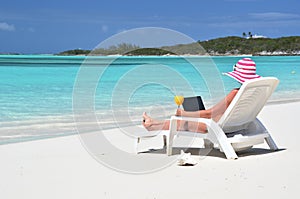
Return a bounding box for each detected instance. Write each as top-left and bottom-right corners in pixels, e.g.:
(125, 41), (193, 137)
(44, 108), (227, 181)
(139, 147), (286, 159)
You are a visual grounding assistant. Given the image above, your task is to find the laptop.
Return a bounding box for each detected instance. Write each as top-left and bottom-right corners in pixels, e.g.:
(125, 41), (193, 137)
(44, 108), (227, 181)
(182, 96), (206, 111)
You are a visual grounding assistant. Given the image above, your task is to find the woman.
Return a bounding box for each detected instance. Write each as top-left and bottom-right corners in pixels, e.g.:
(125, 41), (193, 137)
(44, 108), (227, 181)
(142, 58), (261, 133)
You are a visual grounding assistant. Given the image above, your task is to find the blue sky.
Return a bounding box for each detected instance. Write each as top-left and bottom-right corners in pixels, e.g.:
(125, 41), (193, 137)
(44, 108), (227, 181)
(0, 0), (299, 54)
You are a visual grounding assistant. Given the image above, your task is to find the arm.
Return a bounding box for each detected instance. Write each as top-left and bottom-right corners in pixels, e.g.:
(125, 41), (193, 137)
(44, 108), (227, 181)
(175, 89), (239, 119)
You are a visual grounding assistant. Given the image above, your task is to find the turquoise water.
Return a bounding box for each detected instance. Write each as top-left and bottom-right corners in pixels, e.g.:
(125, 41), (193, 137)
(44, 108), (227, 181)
(0, 55), (300, 144)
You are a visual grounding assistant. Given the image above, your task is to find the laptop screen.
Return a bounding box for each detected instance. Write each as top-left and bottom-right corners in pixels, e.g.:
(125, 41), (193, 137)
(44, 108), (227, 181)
(182, 96), (206, 111)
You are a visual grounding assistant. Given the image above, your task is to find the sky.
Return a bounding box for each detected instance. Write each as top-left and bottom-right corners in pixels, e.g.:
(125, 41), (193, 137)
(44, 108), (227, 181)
(0, 0), (299, 54)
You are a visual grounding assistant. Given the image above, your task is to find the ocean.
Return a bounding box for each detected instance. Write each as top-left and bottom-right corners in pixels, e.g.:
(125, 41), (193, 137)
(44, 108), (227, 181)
(0, 55), (299, 144)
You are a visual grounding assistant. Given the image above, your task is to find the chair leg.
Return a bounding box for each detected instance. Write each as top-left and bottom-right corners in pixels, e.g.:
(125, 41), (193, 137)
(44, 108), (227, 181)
(218, 140), (238, 159)
(166, 135), (173, 156)
(167, 119), (178, 156)
(265, 134), (278, 150)
(253, 119), (278, 151)
(136, 137), (140, 154)
(163, 135), (167, 148)
(209, 122), (238, 160)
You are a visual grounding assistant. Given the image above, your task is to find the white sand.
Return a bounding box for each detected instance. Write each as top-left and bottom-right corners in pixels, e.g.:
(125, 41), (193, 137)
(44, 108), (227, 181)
(0, 102), (299, 199)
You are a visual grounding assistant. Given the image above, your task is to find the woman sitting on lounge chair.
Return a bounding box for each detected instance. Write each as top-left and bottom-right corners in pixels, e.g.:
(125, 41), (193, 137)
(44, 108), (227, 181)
(142, 58), (261, 133)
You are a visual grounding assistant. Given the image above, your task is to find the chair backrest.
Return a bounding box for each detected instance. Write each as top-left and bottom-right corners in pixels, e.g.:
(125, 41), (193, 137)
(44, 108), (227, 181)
(218, 77), (279, 133)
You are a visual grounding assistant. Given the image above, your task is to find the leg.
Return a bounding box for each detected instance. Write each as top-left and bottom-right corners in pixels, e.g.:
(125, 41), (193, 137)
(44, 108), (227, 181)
(143, 112), (191, 132)
(186, 121), (208, 133)
(142, 112), (170, 131)
(143, 112), (208, 133)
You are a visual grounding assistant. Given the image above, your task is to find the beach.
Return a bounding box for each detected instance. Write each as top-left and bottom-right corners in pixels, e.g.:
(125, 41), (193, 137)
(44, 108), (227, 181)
(2, 0), (300, 197)
(1, 101), (299, 199)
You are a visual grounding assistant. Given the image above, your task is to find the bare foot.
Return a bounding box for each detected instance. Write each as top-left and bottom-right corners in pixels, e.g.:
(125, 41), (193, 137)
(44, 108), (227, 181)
(142, 112), (167, 131)
(142, 112), (153, 129)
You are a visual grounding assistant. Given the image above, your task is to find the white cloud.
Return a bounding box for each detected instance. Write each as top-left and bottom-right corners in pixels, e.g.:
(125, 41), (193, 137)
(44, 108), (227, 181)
(209, 18), (300, 29)
(208, 12), (300, 30)
(0, 22), (15, 31)
(28, 27), (35, 32)
(101, 25), (108, 33)
(249, 12), (300, 20)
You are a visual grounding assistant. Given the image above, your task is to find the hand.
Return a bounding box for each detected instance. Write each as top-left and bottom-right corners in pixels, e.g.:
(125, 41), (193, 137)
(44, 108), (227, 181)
(175, 108), (184, 116)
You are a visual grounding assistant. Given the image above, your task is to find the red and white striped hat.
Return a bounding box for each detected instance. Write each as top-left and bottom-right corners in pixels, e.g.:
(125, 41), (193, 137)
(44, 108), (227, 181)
(224, 58), (261, 83)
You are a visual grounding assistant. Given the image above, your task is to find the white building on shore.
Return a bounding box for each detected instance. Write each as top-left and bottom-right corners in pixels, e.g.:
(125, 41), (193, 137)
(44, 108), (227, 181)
(247, 34), (268, 39)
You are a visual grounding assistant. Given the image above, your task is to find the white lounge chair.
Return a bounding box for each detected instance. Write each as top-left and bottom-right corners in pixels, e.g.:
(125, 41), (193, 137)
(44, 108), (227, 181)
(136, 77), (279, 159)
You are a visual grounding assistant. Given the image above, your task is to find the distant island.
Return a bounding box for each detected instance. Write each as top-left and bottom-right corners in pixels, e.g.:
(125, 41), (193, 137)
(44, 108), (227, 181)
(57, 36), (300, 56)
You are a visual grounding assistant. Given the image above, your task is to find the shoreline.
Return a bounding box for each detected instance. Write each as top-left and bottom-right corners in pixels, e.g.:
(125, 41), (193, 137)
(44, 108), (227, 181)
(0, 99), (299, 146)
